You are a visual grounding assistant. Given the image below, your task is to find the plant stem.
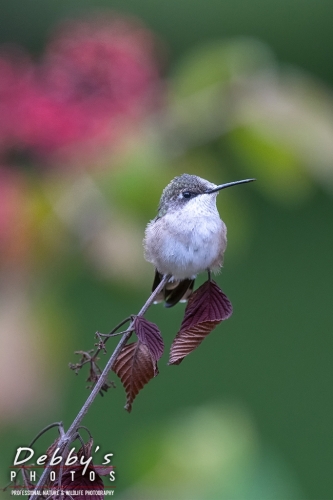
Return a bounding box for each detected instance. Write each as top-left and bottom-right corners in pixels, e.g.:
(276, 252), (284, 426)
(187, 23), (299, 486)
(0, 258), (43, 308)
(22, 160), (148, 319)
(29, 274), (170, 498)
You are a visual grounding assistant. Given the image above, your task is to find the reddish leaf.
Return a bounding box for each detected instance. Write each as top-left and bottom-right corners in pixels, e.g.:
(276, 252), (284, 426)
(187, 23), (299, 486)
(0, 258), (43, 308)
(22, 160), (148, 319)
(60, 439), (111, 499)
(133, 315), (164, 361)
(112, 341), (157, 412)
(169, 280), (232, 365)
(61, 465), (104, 500)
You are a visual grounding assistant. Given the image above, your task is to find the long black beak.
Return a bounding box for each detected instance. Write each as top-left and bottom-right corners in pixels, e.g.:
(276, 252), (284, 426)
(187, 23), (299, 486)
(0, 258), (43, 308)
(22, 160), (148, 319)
(205, 178), (256, 194)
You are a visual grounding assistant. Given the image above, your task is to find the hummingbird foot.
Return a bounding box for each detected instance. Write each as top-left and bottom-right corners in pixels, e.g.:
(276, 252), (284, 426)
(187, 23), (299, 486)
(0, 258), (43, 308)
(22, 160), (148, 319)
(152, 270), (195, 308)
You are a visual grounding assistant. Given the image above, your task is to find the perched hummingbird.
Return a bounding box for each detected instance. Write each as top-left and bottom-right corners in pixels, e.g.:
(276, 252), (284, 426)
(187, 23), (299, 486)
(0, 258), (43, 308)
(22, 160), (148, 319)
(144, 174), (255, 307)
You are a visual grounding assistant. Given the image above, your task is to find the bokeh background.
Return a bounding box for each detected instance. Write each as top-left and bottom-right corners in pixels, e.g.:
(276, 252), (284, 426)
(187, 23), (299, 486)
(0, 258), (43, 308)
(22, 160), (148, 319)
(1, 1), (333, 499)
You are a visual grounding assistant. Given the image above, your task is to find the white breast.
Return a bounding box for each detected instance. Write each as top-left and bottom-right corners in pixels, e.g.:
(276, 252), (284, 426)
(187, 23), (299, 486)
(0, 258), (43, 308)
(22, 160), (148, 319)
(144, 194), (227, 279)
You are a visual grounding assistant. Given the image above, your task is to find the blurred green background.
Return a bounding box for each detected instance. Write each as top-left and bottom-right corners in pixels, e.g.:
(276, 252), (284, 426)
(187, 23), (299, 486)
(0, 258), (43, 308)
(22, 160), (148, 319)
(1, 1), (333, 499)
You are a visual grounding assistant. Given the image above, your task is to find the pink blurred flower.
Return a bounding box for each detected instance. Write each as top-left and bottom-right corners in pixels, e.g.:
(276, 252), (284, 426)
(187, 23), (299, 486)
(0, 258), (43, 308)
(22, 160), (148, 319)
(43, 16), (160, 116)
(0, 48), (34, 159)
(14, 15), (162, 165)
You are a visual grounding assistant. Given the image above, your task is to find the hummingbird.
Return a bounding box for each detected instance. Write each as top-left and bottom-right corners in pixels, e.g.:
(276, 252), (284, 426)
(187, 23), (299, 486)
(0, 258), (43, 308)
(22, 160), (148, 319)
(144, 174), (255, 307)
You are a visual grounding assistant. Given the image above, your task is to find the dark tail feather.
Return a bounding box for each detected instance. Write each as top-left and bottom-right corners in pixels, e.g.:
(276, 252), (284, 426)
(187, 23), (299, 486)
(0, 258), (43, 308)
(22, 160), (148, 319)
(165, 278), (194, 307)
(152, 270), (194, 307)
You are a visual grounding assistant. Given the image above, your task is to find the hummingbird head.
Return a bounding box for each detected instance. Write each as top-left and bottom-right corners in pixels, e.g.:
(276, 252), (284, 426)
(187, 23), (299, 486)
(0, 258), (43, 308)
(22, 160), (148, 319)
(157, 174), (255, 217)
(157, 174), (214, 217)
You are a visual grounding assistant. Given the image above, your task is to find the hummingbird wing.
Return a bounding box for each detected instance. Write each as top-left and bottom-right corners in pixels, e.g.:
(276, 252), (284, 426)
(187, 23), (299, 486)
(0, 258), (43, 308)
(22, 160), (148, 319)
(152, 269), (165, 303)
(152, 270), (195, 308)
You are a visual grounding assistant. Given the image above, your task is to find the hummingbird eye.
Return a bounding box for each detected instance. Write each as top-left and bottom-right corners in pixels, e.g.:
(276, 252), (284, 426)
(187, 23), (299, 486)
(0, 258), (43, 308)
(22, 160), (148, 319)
(182, 191), (192, 199)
